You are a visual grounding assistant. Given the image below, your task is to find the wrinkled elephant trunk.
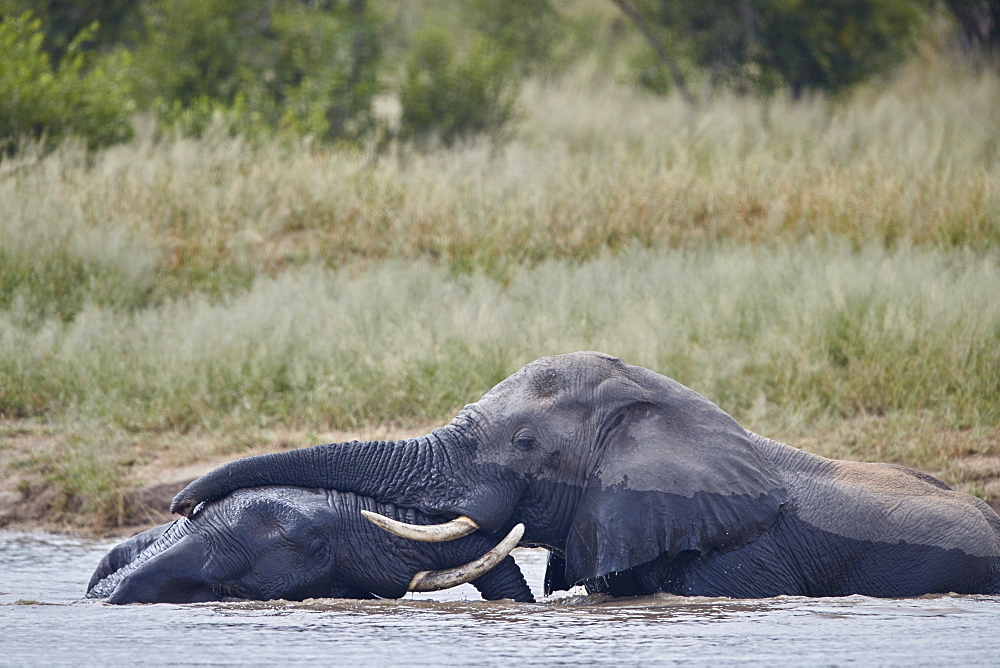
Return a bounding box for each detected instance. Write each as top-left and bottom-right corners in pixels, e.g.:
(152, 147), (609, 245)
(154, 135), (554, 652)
(170, 430), (490, 525)
(86, 519), (191, 599)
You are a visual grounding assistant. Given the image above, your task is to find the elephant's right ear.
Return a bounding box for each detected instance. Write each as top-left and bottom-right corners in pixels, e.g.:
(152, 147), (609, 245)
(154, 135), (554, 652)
(563, 392), (788, 586)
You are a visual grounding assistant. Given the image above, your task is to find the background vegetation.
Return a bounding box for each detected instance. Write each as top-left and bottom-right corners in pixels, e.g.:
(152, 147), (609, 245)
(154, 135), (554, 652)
(1, 0), (998, 528)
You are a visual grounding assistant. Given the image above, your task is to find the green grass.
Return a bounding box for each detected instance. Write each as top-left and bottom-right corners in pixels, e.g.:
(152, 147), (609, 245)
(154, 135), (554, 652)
(1, 57), (998, 528)
(2, 243), (997, 433)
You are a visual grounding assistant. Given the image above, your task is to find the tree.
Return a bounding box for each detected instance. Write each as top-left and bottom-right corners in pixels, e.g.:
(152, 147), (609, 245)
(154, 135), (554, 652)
(398, 29), (519, 145)
(609, 0), (694, 103)
(0, 0), (141, 60)
(0, 11), (133, 152)
(944, 0), (1000, 54)
(462, 0), (564, 74)
(130, 0), (381, 141)
(615, 0), (931, 98)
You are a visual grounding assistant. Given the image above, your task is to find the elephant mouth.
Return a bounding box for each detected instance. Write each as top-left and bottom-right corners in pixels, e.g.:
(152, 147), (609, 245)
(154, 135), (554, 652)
(407, 523), (525, 593)
(361, 511), (480, 542)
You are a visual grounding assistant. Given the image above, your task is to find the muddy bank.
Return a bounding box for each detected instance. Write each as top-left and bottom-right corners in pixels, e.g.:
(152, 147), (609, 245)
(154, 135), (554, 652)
(0, 419), (438, 536)
(0, 457), (221, 536)
(2, 418), (999, 537)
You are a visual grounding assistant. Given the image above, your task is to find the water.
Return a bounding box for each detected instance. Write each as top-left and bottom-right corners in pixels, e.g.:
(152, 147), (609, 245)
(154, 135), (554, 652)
(3, 530), (1000, 665)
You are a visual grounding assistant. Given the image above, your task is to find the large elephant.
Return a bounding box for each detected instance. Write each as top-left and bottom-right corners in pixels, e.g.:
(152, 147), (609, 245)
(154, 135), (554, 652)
(171, 352), (1000, 598)
(88, 487), (532, 604)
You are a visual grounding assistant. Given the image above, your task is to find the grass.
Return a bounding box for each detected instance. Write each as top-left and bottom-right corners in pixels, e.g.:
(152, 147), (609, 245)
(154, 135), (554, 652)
(2, 243), (998, 431)
(2, 58), (997, 308)
(1, 56), (998, 528)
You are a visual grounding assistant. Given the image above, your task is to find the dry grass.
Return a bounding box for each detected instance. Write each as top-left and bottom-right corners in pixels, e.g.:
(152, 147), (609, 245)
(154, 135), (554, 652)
(2, 58), (997, 316)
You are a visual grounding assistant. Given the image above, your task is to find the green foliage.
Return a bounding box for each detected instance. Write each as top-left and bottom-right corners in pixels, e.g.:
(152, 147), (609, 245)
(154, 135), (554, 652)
(399, 29), (519, 145)
(45, 438), (134, 526)
(628, 45), (674, 95)
(0, 242), (155, 325)
(2, 246), (998, 433)
(4, 0), (979, 152)
(131, 0), (380, 141)
(129, 0), (255, 107)
(754, 0), (931, 95)
(271, 2), (381, 139)
(0, 12), (134, 151)
(462, 0), (564, 74)
(0, 0), (141, 61)
(627, 0), (931, 96)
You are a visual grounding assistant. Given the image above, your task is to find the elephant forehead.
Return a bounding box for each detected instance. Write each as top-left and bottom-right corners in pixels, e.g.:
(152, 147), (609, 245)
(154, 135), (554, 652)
(489, 353), (622, 397)
(213, 487), (334, 528)
(476, 374), (598, 424)
(792, 463), (1000, 558)
(530, 366), (562, 398)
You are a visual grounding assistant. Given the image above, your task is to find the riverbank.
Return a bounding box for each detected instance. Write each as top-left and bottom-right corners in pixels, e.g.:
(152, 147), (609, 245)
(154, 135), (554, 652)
(2, 415), (998, 537)
(0, 419), (437, 536)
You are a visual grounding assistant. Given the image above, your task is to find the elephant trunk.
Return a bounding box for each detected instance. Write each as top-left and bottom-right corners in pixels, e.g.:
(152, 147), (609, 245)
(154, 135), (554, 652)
(86, 519), (192, 599)
(171, 430), (480, 523)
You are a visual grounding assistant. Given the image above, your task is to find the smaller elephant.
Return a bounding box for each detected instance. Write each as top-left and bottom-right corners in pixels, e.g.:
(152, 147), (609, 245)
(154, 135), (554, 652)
(86, 487), (533, 604)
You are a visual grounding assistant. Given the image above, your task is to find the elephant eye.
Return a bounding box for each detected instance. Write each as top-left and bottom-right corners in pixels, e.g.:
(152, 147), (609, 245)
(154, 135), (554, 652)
(512, 433), (537, 451)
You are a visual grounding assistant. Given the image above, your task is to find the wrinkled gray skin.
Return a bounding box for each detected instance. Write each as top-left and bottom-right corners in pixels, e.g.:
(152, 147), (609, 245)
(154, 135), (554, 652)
(88, 487), (533, 604)
(172, 352), (1000, 598)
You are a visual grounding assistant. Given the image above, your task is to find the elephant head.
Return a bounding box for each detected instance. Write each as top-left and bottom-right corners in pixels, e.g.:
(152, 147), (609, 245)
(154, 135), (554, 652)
(171, 352), (788, 587)
(89, 487), (531, 604)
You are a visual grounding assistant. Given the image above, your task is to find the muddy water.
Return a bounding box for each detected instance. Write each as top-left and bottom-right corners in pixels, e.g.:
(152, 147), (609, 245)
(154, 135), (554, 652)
(3, 531), (1000, 665)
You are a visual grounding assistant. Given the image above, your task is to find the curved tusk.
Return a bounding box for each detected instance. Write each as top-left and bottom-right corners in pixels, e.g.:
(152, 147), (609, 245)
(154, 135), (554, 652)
(408, 524), (525, 593)
(361, 510), (479, 542)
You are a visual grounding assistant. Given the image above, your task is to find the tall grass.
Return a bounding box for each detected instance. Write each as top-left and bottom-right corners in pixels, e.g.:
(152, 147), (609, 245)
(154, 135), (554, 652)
(2, 244), (997, 433)
(1, 60), (997, 318)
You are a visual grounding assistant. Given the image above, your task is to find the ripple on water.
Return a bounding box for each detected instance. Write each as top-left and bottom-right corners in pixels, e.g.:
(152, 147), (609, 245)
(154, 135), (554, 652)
(2, 531), (1000, 665)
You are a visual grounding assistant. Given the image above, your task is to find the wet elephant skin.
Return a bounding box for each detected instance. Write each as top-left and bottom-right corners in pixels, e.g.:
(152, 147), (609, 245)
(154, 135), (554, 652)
(88, 487), (533, 604)
(170, 352), (1000, 598)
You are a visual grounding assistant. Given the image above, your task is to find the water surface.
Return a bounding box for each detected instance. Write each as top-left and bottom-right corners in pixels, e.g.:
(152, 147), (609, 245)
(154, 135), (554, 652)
(2, 530), (999, 665)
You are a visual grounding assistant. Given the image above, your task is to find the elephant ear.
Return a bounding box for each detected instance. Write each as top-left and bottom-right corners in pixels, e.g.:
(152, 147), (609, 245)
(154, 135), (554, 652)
(563, 379), (788, 585)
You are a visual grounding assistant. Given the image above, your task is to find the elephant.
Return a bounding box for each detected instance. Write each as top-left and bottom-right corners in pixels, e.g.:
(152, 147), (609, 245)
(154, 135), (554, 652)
(87, 486), (533, 604)
(171, 352), (1000, 598)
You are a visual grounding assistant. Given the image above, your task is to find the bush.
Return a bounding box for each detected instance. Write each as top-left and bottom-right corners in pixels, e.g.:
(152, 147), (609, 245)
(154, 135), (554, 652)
(0, 12), (133, 152)
(462, 0), (564, 75)
(399, 30), (519, 145)
(624, 0), (931, 97)
(131, 0), (380, 142)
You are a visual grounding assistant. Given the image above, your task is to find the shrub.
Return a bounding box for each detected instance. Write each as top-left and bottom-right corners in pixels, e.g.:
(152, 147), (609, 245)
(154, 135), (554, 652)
(462, 0), (565, 75)
(0, 12), (133, 152)
(131, 0), (380, 142)
(399, 30), (519, 146)
(623, 0), (931, 97)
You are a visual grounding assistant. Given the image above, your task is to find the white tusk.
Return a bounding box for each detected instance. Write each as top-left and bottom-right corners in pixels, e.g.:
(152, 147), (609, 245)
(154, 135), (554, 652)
(361, 510), (479, 542)
(408, 524), (525, 592)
